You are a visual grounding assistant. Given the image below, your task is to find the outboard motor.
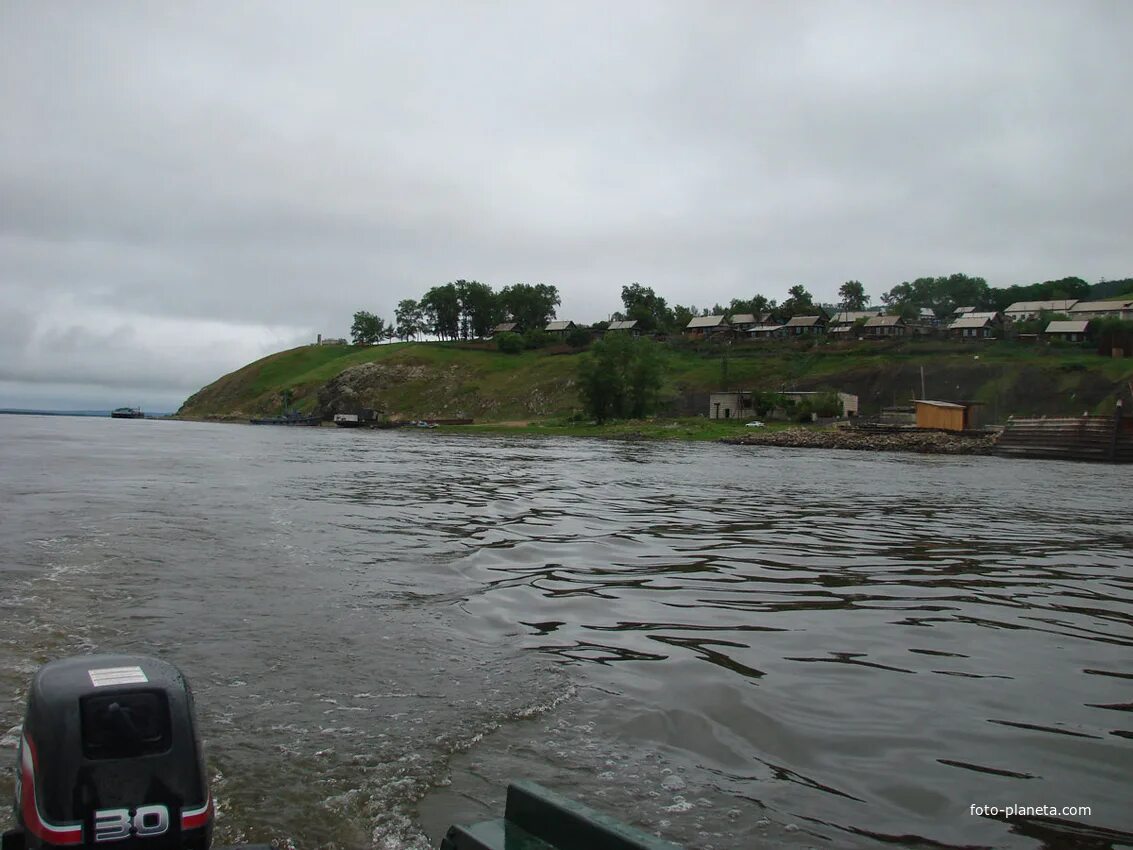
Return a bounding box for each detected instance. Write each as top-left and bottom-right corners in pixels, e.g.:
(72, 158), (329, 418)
(3, 655), (212, 850)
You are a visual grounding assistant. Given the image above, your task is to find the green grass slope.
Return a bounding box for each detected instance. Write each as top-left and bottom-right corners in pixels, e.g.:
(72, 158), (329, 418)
(177, 338), (1133, 423)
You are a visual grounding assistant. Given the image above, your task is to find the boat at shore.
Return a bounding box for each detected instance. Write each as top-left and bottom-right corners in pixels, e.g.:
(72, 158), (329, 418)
(110, 407), (144, 419)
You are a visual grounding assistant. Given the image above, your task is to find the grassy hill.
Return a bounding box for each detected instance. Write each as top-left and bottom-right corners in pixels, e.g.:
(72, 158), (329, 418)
(177, 337), (1133, 423)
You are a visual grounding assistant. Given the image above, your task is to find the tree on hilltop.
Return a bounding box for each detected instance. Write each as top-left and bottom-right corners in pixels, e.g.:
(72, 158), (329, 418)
(350, 311), (386, 345)
(395, 299), (424, 341)
(421, 284), (461, 339)
(620, 283), (673, 333)
(499, 283), (560, 330)
(838, 281), (869, 311)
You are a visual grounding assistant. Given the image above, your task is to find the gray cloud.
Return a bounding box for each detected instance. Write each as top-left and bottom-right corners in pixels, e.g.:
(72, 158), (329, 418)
(2, 0), (1131, 407)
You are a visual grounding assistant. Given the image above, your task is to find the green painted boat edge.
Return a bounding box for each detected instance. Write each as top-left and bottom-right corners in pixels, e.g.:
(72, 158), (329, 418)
(440, 780), (684, 850)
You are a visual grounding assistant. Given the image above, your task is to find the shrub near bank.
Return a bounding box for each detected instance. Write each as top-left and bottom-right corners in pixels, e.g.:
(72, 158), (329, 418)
(577, 334), (666, 422)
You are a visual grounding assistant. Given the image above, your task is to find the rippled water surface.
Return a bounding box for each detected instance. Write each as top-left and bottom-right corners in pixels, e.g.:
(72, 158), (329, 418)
(0, 415), (1130, 849)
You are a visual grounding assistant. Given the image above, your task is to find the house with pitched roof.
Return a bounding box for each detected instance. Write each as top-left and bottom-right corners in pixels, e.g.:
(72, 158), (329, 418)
(684, 315), (730, 338)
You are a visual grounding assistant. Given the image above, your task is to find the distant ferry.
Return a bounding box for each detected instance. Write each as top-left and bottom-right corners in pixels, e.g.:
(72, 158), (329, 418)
(110, 407), (144, 419)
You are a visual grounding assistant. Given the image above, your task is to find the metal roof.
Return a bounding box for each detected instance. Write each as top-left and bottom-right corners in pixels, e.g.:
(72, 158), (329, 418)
(864, 315), (904, 327)
(607, 320), (638, 330)
(948, 315), (994, 329)
(1005, 299), (1079, 314)
(545, 321), (575, 332)
(492, 322), (518, 332)
(686, 315), (728, 328)
(729, 313), (757, 324)
(831, 310), (882, 323)
(1045, 320), (1090, 333)
(915, 399), (968, 409)
(1068, 300), (1133, 313)
(748, 324), (784, 332)
(784, 315), (825, 327)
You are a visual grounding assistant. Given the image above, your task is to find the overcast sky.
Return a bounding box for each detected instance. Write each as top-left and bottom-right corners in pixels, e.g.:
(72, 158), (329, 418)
(3, 1), (1131, 410)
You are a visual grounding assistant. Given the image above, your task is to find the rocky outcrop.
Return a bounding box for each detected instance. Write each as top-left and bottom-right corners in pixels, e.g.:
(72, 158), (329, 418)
(722, 427), (997, 455)
(315, 361), (433, 418)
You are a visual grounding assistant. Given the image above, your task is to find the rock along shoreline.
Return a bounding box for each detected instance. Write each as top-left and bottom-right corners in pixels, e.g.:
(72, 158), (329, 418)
(721, 427), (998, 455)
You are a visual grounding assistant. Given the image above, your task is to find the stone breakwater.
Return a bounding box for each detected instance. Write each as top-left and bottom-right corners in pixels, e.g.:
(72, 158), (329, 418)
(722, 427), (998, 455)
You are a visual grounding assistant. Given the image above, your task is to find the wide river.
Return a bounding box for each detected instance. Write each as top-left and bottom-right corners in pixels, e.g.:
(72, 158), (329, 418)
(0, 415), (1130, 849)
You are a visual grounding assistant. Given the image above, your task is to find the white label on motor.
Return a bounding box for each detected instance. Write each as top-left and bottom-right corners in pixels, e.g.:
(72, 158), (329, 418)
(88, 666), (149, 687)
(94, 806), (169, 842)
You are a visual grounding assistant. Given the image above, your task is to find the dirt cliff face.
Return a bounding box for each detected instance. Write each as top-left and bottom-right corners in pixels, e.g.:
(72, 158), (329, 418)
(313, 360), (579, 420)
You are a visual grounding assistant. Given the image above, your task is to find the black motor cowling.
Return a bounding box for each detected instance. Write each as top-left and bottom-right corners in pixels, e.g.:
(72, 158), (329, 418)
(4, 655), (212, 850)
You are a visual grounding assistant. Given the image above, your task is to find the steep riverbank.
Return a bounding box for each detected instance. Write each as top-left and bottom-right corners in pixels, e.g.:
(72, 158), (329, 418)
(176, 338), (1133, 424)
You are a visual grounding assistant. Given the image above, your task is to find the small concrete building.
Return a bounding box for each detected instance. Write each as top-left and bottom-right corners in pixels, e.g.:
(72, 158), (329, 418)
(708, 392), (752, 420)
(708, 390), (858, 419)
(915, 400), (982, 431)
(781, 391), (860, 417)
(1044, 319), (1090, 342)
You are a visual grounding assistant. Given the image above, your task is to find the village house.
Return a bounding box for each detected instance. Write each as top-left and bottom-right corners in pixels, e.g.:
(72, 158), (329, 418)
(544, 320), (577, 337)
(947, 314), (998, 339)
(918, 307), (940, 326)
(827, 324), (855, 340)
(491, 321), (519, 335)
(1068, 300), (1133, 321)
(1004, 299), (1079, 321)
(727, 313), (760, 334)
(748, 324), (787, 340)
(783, 315), (827, 336)
(685, 315), (730, 338)
(914, 399), (982, 431)
(606, 319), (639, 336)
(862, 315), (907, 338)
(830, 310), (883, 328)
(1045, 319), (1090, 342)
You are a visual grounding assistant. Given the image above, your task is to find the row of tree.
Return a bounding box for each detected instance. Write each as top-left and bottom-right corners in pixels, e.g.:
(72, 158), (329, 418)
(351, 281), (561, 344)
(351, 275), (1130, 344)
